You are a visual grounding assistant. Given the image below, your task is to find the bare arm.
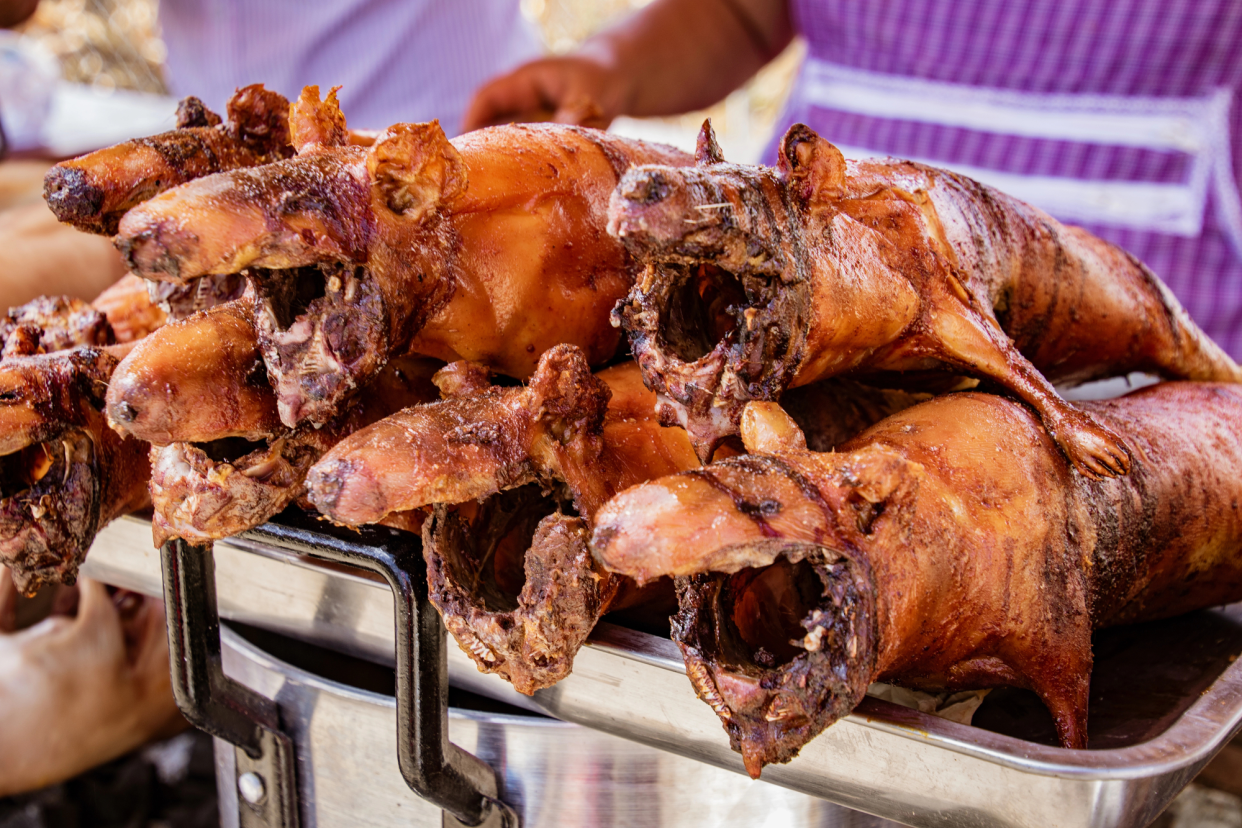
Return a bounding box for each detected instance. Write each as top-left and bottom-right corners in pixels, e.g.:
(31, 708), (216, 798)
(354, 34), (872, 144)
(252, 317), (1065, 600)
(0, 0), (39, 28)
(461, 0), (793, 132)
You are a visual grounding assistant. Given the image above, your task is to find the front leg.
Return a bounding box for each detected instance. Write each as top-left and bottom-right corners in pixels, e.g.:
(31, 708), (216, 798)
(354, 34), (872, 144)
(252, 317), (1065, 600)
(918, 304), (1132, 479)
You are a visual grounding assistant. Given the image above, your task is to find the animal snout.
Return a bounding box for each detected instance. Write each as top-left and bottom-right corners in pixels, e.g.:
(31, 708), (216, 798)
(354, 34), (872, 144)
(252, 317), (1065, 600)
(619, 169), (673, 206)
(43, 167), (103, 222)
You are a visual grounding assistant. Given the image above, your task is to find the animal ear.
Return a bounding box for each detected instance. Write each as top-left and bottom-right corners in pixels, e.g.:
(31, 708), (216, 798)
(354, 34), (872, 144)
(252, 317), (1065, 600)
(288, 85), (348, 151)
(839, 445), (918, 533)
(366, 121), (467, 219)
(695, 119), (725, 166)
(778, 123), (846, 209)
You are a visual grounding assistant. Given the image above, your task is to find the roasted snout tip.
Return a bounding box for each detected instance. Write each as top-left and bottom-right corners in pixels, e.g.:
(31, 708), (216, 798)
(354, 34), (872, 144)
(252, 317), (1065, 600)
(42, 165), (104, 225)
(114, 219), (188, 283)
(304, 458), (385, 526)
(103, 368), (157, 439)
(607, 166), (700, 245)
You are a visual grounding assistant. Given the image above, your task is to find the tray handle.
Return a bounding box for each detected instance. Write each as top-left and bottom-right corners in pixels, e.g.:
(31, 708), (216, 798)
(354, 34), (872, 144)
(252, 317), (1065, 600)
(163, 518), (518, 828)
(163, 538), (299, 828)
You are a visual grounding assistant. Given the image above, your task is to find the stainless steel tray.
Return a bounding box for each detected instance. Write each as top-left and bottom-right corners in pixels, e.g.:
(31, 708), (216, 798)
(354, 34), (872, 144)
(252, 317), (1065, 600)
(83, 514), (1242, 828)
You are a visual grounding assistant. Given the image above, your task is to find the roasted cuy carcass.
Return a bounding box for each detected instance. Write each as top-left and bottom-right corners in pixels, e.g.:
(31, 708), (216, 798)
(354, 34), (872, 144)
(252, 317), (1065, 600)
(43, 85), (294, 237)
(307, 346), (923, 693)
(0, 278), (159, 593)
(610, 122), (1242, 475)
(115, 87), (691, 427)
(103, 296), (440, 544)
(592, 382), (1242, 776)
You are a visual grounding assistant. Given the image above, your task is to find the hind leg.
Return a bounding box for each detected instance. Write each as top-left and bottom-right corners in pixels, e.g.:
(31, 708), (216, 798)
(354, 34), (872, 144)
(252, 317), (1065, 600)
(921, 303), (1131, 478)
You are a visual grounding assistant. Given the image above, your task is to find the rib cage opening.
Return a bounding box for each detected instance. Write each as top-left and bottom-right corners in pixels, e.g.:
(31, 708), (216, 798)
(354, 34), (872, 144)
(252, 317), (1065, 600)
(659, 263), (746, 363)
(255, 265), (331, 331)
(0, 442), (57, 499)
(445, 483), (575, 613)
(199, 436), (264, 464)
(723, 558), (822, 669)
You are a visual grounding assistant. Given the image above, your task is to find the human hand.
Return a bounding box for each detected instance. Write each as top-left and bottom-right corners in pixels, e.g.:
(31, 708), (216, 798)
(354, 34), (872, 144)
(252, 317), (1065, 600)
(461, 53), (626, 133)
(0, 567), (185, 796)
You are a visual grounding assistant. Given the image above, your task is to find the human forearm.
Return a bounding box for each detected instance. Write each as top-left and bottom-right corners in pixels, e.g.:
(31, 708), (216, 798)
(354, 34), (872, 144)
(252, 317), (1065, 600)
(462, 0), (793, 131)
(582, 0), (793, 118)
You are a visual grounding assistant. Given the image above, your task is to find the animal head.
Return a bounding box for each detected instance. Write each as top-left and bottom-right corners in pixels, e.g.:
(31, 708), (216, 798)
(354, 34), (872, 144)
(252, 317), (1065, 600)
(608, 122), (852, 458)
(116, 87), (469, 426)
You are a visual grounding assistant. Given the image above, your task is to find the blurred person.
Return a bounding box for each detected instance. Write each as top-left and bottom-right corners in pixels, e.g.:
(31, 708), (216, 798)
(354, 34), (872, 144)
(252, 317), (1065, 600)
(465, 0), (1242, 360)
(0, 565), (184, 797)
(0, 0), (541, 308)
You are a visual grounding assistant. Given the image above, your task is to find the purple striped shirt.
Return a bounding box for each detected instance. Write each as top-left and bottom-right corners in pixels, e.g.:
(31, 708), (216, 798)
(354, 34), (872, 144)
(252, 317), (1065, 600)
(774, 0), (1242, 359)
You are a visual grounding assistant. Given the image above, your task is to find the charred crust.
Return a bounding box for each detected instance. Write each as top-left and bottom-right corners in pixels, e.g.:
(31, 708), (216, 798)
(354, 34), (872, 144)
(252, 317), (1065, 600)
(42, 167), (106, 230)
(0, 430), (102, 595)
(251, 264), (393, 426)
(527, 344), (612, 441)
(611, 164), (812, 456)
(0, 297), (114, 358)
(225, 84), (293, 160)
(139, 130), (220, 179)
(695, 120), (725, 166)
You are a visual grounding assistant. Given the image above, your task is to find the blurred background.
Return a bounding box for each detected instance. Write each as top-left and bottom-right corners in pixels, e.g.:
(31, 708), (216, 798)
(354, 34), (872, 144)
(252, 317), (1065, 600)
(13, 0), (804, 161)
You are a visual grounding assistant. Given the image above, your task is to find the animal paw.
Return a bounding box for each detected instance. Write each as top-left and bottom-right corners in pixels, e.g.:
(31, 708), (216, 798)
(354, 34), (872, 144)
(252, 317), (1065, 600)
(1054, 411), (1132, 479)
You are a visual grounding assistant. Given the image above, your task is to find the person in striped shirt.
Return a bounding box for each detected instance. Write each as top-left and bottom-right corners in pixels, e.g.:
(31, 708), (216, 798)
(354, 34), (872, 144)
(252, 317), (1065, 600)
(465, 0), (1242, 360)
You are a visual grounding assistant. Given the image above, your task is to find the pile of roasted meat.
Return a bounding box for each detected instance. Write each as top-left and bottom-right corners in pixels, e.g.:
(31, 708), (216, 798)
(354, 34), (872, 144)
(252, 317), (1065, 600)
(7, 83), (1242, 776)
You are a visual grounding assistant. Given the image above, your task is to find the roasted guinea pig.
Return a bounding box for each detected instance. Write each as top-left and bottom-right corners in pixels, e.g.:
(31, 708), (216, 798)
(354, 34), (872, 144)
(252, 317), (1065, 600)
(610, 121), (1242, 475)
(591, 383), (1242, 777)
(0, 282), (160, 593)
(115, 86), (691, 427)
(102, 296), (439, 543)
(43, 86), (294, 237)
(305, 346), (923, 694)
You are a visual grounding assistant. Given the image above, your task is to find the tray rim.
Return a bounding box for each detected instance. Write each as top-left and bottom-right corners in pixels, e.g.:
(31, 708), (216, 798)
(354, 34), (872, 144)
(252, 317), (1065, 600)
(85, 513), (1242, 785)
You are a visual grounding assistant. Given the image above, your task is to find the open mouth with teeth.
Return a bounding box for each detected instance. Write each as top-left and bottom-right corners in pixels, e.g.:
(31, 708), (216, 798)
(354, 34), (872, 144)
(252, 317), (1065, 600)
(615, 257), (808, 459)
(247, 264), (391, 428)
(423, 482), (618, 695)
(673, 543), (875, 777)
(0, 430), (100, 595)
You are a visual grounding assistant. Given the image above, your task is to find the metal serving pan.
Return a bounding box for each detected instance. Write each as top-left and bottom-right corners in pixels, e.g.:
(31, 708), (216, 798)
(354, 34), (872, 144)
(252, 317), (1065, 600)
(213, 622), (894, 827)
(83, 513), (1242, 828)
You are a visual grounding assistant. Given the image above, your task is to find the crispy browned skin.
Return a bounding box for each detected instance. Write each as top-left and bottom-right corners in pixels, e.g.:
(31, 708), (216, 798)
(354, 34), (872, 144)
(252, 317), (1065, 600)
(43, 86), (294, 236)
(148, 355), (440, 545)
(304, 346), (629, 693)
(89, 274), (169, 344)
(0, 347), (149, 594)
(105, 297), (281, 445)
(115, 87), (691, 427)
(592, 383), (1242, 776)
(306, 348), (921, 693)
(610, 122), (1242, 476)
